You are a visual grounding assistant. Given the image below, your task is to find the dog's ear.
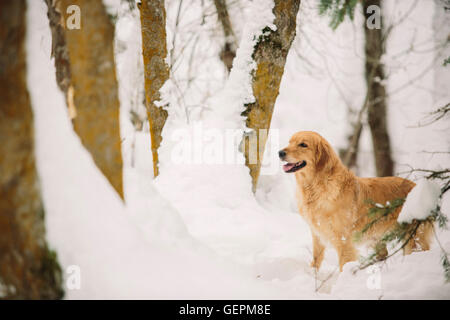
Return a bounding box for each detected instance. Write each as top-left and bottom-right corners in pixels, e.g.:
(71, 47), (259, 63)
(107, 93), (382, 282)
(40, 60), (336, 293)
(315, 141), (330, 172)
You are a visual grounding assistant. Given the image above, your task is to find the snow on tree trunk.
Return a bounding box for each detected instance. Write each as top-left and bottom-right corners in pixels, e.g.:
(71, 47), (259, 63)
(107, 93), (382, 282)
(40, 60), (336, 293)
(363, 0), (394, 177)
(45, 0), (124, 199)
(242, 0), (301, 191)
(139, 0), (169, 178)
(0, 0), (63, 299)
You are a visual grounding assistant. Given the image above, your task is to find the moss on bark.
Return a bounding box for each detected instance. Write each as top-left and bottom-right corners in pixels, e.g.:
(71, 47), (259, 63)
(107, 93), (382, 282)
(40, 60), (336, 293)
(47, 0), (124, 198)
(242, 0), (301, 192)
(0, 0), (64, 299)
(139, 0), (170, 178)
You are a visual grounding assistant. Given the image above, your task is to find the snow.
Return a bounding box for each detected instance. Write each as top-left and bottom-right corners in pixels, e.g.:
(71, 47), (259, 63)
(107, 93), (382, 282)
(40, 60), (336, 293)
(333, 248), (450, 299)
(25, 0), (294, 299)
(207, 0), (276, 128)
(398, 179), (442, 224)
(23, 0), (450, 299)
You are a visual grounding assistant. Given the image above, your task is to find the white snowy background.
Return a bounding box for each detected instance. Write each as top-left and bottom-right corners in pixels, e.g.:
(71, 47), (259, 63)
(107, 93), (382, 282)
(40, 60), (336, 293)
(25, 0), (449, 299)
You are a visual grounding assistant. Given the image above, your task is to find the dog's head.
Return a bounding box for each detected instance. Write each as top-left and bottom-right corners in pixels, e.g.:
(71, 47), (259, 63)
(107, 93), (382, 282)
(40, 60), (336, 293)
(279, 131), (337, 174)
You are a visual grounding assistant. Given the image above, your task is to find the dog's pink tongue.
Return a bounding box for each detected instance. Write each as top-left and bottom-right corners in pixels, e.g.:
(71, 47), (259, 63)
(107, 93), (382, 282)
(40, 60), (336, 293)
(283, 163), (295, 172)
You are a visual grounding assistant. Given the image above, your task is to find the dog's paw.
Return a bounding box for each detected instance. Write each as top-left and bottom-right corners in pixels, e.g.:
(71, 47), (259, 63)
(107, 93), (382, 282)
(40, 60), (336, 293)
(310, 260), (320, 270)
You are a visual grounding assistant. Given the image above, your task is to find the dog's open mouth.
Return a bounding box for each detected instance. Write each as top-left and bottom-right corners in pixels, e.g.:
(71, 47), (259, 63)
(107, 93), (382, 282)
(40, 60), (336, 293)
(283, 160), (307, 173)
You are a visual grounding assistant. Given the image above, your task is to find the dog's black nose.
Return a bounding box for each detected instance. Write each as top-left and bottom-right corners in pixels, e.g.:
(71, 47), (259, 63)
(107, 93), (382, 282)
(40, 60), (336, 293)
(278, 150), (286, 159)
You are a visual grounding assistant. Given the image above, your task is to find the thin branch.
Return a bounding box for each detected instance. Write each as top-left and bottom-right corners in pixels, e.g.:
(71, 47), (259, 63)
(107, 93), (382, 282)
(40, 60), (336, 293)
(414, 102), (450, 127)
(397, 167), (450, 181)
(356, 221), (421, 272)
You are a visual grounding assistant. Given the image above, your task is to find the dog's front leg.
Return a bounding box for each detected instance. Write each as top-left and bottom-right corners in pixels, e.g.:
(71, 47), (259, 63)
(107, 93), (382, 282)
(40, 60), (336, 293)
(310, 233), (325, 270)
(335, 239), (358, 272)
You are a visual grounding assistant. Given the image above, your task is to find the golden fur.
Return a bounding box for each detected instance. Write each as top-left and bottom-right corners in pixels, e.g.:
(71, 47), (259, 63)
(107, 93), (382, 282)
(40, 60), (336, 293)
(280, 131), (432, 271)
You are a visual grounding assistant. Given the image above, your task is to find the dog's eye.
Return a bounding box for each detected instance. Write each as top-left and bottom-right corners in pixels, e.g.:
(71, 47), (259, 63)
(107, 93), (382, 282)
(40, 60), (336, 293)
(298, 143), (308, 148)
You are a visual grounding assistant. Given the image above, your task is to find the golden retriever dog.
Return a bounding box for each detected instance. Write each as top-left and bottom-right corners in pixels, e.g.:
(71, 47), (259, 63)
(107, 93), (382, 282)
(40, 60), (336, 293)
(279, 131), (432, 271)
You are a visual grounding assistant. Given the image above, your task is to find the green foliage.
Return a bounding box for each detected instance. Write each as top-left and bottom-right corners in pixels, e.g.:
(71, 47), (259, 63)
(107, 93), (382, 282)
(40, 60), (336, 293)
(431, 200), (448, 229)
(442, 253), (450, 283)
(358, 211), (421, 268)
(318, 0), (359, 30)
(356, 184), (449, 282)
(107, 12), (118, 25)
(353, 198), (405, 241)
(41, 244), (65, 299)
(444, 56), (450, 67)
(359, 251), (377, 267)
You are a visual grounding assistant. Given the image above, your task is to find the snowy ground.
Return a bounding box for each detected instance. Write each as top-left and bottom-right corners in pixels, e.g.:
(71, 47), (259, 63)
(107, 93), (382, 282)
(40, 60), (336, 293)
(26, 0), (449, 299)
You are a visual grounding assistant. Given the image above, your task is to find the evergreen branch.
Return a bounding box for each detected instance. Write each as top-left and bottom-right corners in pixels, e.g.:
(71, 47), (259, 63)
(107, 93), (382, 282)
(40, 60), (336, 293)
(318, 0), (359, 30)
(431, 224), (450, 282)
(354, 199), (405, 240)
(355, 183), (448, 280)
(444, 56), (450, 67)
(357, 220), (421, 271)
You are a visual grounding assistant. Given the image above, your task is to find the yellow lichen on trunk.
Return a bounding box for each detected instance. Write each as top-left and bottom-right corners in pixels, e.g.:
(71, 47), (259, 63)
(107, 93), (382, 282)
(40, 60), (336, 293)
(242, 0), (301, 192)
(58, 0), (124, 198)
(139, 0), (170, 178)
(0, 0), (63, 299)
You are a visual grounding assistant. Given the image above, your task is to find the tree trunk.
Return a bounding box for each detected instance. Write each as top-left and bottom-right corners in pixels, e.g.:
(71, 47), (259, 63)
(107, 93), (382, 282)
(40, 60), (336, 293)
(341, 121), (362, 170)
(44, 0), (71, 95)
(214, 0), (237, 72)
(242, 0), (301, 192)
(0, 0), (63, 299)
(363, 0), (394, 177)
(139, 0), (170, 178)
(45, 0), (124, 198)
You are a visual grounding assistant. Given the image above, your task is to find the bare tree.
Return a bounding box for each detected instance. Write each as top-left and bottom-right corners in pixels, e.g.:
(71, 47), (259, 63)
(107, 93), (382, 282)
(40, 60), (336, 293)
(242, 0), (301, 191)
(0, 0), (63, 299)
(45, 0), (124, 198)
(342, 115), (363, 170)
(363, 0), (394, 177)
(214, 0), (237, 72)
(139, 0), (170, 178)
(319, 0), (395, 176)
